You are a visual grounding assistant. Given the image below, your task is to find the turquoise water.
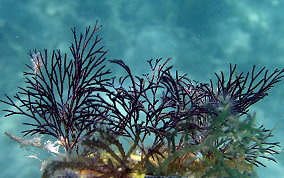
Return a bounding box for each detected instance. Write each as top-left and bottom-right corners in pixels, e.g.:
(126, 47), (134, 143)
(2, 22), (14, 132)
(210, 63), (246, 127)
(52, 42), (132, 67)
(0, 0), (283, 177)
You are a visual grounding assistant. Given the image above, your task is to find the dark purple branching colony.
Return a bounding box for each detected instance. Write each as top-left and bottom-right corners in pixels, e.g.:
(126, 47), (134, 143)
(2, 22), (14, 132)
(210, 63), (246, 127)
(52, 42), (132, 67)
(2, 22), (111, 155)
(1, 22), (284, 177)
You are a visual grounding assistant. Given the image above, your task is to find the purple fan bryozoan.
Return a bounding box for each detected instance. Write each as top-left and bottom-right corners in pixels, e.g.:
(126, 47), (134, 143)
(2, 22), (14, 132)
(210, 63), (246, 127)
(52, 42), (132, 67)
(1, 22), (284, 177)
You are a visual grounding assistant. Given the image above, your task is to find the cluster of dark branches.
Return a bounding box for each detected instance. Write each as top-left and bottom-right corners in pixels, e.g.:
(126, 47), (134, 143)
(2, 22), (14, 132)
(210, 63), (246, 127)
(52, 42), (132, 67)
(1, 23), (283, 168)
(1, 21), (111, 155)
(205, 64), (284, 114)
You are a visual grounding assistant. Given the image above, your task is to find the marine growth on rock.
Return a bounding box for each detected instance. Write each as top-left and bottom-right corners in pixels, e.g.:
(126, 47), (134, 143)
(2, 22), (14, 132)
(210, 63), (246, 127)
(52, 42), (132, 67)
(1, 21), (283, 178)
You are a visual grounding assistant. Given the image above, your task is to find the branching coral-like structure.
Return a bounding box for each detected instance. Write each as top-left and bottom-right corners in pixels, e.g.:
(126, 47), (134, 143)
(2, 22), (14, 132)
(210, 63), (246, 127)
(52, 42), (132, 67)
(2, 22), (110, 155)
(1, 22), (283, 178)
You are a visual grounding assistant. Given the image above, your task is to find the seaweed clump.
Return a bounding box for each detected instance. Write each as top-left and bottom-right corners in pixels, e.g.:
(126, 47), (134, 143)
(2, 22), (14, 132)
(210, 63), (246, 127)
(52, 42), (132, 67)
(1, 22), (283, 178)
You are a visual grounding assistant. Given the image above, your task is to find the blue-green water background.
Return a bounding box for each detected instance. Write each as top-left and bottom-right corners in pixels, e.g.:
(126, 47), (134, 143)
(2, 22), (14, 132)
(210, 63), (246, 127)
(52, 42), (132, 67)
(0, 0), (284, 177)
